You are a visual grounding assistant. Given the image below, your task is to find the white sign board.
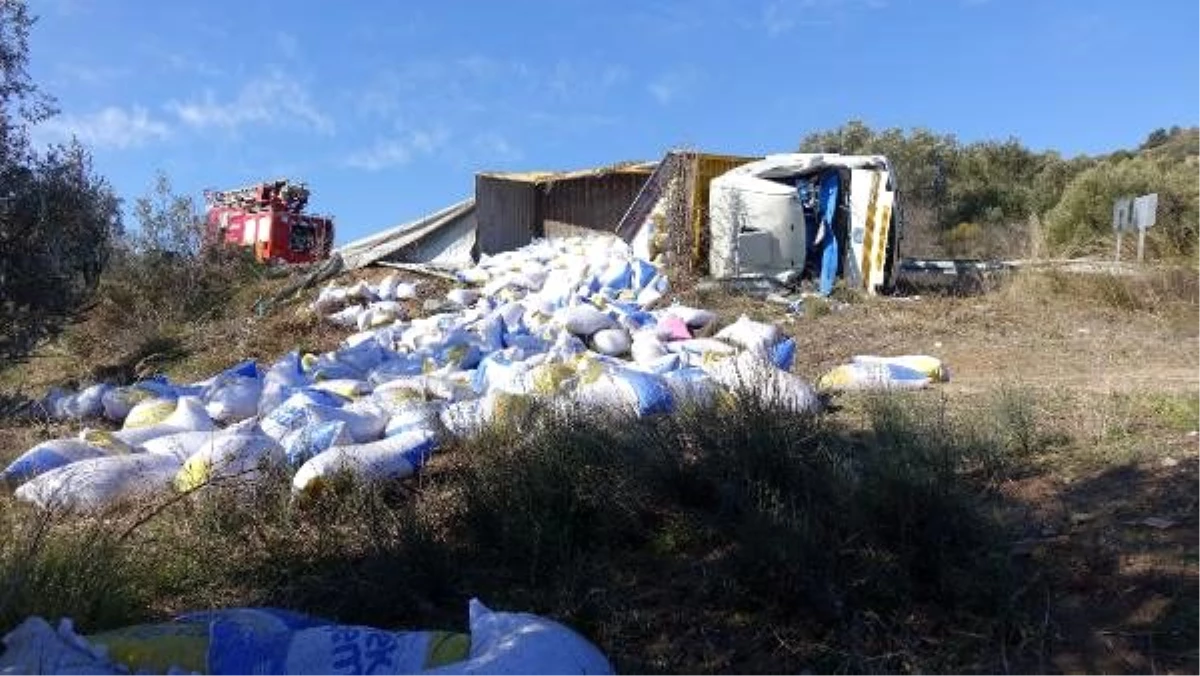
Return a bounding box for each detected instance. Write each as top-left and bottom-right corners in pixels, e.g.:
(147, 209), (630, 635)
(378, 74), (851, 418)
(1133, 193), (1158, 230)
(1112, 196), (1134, 232)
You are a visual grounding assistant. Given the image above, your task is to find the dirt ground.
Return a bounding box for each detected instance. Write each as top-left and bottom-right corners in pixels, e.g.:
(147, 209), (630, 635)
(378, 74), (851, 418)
(690, 268), (1198, 673)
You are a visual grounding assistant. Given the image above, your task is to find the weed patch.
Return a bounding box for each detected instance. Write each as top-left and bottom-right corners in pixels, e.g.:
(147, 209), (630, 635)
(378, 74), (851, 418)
(0, 392), (1039, 673)
(1, 379), (1195, 673)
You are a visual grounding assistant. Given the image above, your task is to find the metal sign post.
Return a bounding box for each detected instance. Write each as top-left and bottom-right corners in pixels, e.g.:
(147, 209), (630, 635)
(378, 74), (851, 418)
(1112, 196), (1133, 261)
(1132, 193), (1158, 263)
(1113, 194), (1157, 263)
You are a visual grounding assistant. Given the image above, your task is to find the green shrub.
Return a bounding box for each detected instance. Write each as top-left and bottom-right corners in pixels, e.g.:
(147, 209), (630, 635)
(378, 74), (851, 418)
(1044, 156), (1199, 258)
(989, 384), (1041, 458)
(0, 499), (147, 633)
(452, 395), (1015, 624)
(67, 172), (264, 381)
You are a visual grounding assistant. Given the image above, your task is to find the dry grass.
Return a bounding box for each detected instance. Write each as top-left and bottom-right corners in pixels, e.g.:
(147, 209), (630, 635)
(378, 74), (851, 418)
(0, 397), (1023, 672)
(0, 259), (454, 397)
(0, 263), (1195, 674)
(687, 266), (1198, 397)
(0, 383), (1192, 673)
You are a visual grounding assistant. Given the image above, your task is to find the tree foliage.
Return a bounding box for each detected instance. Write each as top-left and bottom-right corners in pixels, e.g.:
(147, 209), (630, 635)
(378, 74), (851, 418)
(800, 121), (960, 256)
(799, 120), (1197, 259)
(99, 170), (253, 332)
(798, 122), (1055, 258)
(1044, 154), (1199, 258)
(1137, 126), (1199, 163)
(129, 170), (205, 257)
(0, 0), (55, 155)
(51, 169), (261, 384)
(0, 1), (122, 363)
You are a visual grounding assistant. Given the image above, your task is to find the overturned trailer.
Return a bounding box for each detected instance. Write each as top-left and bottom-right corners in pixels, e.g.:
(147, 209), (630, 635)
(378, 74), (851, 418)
(325, 150), (902, 298)
(336, 199), (477, 271)
(615, 151), (758, 270)
(707, 154), (901, 295)
(473, 164), (655, 254)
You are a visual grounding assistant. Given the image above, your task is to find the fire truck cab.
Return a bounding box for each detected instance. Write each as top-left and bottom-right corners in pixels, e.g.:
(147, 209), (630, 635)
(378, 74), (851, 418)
(204, 179), (334, 264)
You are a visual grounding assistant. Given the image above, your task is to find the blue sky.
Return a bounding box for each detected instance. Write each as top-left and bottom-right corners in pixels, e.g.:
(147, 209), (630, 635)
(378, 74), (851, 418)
(27, 0), (1200, 244)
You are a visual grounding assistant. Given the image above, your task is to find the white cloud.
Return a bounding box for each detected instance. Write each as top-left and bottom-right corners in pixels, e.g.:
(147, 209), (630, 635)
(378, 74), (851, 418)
(456, 55), (502, 78)
(600, 66), (630, 88)
(345, 127), (451, 171)
(357, 57), (626, 121)
(276, 32), (300, 60)
(345, 140), (413, 171)
(525, 110), (619, 130)
(647, 82), (675, 105)
(167, 71), (334, 135)
(349, 56), (624, 167)
(647, 68), (699, 105)
(762, 1), (797, 36)
(43, 0), (91, 17)
(746, 0), (874, 35)
(630, 3), (708, 36)
(55, 63), (128, 87)
(355, 60), (472, 118)
(472, 132), (521, 162)
(35, 106), (171, 150)
(545, 61), (631, 101)
(409, 128), (448, 154)
(547, 61), (576, 99)
(163, 52), (224, 78)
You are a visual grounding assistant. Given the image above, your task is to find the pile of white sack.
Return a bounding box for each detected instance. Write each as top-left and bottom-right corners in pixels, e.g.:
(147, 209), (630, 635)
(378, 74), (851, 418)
(5, 236), (823, 514)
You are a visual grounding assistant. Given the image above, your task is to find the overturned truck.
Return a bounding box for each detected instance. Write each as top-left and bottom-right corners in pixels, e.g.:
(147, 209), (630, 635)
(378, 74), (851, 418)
(620, 152), (901, 296)
(707, 154), (901, 295)
(331, 151), (902, 296)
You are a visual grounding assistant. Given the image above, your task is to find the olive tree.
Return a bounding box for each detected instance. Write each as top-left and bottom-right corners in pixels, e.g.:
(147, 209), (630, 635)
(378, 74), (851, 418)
(0, 1), (122, 363)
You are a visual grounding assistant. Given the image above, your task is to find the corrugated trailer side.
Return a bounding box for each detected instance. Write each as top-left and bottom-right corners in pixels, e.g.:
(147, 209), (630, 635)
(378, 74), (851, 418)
(474, 174), (541, 256)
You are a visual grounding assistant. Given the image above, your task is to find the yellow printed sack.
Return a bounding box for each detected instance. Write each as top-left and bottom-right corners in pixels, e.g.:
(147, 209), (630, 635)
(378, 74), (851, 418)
(530, 362), (575, 396)
(852, 355), (948, 383)
(87, 623), (210, 675)
(78, 429), (136, 454)
(123, 398), (177, 429)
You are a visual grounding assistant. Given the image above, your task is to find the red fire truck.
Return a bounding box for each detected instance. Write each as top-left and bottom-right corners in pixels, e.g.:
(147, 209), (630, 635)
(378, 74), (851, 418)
(204, 179), (334, 264)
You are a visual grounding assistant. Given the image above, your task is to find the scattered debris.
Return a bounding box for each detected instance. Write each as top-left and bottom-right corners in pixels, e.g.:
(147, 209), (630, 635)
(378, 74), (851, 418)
(374, 260), (461, 282)
(9, 235), (834, 513)
(1136, 516), (1178, 530)
(695, 275), (789, 298)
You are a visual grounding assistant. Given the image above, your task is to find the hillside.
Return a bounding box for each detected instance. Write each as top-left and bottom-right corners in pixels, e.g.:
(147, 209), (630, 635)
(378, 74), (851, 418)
(0, 258), (1196, 674)
(1137, 126), (1200, 163)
